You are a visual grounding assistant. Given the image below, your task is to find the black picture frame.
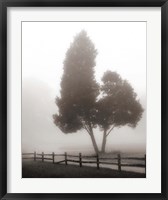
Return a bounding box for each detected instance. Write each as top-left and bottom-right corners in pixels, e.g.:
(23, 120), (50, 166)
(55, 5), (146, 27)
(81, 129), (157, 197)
(0, 0), (168, 199)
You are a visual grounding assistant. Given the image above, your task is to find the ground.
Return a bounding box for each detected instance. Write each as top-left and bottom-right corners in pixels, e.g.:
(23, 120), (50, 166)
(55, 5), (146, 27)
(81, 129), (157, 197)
(22, 160), (146, 178)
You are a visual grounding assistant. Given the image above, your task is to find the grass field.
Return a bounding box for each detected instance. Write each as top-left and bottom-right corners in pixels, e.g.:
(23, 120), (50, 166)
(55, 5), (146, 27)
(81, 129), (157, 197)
(22, 160), (146, 178)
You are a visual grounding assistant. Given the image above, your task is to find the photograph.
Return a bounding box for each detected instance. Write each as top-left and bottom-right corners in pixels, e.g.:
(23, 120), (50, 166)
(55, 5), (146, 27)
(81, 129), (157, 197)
(22, 21), (146, 178)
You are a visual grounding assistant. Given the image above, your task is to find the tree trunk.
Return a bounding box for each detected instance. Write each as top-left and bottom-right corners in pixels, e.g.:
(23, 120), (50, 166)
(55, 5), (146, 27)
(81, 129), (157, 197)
(88, 124), (99, 154)
(101, 129), (107, 153)
(90, 132), (99, 154)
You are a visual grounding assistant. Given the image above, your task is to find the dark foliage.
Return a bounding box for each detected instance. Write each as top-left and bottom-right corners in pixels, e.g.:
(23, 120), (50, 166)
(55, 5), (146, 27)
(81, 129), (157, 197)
(53, 30), (99, 134)
(97, 71), (143, 130)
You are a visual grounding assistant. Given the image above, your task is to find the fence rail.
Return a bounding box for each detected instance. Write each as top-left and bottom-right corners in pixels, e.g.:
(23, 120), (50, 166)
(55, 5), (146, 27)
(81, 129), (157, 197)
(22, 151), (146, 173)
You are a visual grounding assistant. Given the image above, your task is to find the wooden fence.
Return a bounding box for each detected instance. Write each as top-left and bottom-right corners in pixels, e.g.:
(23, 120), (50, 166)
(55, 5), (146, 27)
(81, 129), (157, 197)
(22, 152), (146, 173)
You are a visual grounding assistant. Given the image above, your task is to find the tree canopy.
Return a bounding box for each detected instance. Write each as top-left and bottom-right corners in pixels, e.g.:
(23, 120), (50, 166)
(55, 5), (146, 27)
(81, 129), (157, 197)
(53, 30), (144, 154)
(53, 30), (100, 153)
(96, 71), (143, 152)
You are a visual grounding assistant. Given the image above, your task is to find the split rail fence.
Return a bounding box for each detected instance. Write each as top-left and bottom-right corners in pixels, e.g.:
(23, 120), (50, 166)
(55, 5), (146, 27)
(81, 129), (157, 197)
(22, 152), (146, 173)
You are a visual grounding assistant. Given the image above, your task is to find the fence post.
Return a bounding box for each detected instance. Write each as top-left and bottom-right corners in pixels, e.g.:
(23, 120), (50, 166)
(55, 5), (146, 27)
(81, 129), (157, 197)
(144, 154), (146, 175)
(65, 152), (67, 165)
(34, 151), (36, 161)
(96, 154), (99, 169)
(118, 154), (121, 172)
(52, 152), (55, 164)
(79, 153), (82, 167)
(42, 152), (44, 162)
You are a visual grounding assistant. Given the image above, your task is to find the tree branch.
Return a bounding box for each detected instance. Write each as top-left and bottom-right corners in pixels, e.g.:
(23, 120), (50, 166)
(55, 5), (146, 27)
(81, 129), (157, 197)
(79, 118), (90, 135)
(83, 124), (91, 135)
(106, 125), (115, 137)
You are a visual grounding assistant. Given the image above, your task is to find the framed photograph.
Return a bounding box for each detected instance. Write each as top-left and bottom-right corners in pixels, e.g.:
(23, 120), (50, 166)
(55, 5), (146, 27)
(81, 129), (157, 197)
(0, 0), (167, 199)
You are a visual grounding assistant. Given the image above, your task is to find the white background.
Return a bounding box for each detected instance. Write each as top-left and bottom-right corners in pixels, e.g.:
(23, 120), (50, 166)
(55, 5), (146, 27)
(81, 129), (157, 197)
(7, 7), (161, 193)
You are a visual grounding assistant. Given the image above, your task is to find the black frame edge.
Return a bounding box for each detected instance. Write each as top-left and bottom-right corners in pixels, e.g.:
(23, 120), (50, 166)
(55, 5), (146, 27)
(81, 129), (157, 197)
(0, 1), (7, 200)
(0, 0), (168, 199)
(1, 193), (167, 199)
(0, 0), (168, 7)
(161, 1), (168, 199)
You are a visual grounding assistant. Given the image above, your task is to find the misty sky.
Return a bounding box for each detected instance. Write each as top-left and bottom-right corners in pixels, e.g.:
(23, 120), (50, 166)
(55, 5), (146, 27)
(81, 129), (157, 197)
(22, 22), (146, 154)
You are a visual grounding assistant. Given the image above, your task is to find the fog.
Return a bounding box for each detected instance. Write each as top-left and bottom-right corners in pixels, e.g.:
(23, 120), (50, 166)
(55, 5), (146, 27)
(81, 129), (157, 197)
(22, 22), (146, 154)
